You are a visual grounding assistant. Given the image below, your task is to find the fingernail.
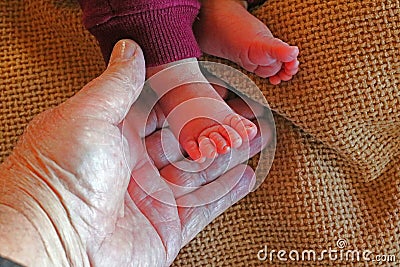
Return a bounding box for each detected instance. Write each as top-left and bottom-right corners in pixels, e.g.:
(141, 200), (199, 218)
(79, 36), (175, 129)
(109, 40), (138, 65)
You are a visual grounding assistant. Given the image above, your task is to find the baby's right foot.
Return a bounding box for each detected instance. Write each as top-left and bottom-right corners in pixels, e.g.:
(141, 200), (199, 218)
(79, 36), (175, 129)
(194, 0), (299, 84)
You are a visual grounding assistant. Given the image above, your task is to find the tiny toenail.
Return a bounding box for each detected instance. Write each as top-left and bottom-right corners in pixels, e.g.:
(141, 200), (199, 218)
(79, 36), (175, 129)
(199, 136), (207, 142)
(290, 47), (300, 58)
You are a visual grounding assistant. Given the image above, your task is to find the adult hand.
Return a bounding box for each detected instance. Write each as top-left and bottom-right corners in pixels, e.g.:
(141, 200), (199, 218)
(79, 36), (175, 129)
(0, 40), (270, 267)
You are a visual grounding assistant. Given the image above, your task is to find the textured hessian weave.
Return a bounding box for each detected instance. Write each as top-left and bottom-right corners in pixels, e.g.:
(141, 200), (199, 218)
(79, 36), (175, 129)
(0, 0), (399, 266)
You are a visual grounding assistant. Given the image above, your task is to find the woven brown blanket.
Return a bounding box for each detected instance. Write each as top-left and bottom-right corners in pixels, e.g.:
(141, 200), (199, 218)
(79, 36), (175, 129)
(1, 0), (399, 266)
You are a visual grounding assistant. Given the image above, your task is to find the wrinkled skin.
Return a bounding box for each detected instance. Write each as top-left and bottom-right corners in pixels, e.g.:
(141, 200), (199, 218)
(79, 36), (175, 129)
(0, 40), (271, 266)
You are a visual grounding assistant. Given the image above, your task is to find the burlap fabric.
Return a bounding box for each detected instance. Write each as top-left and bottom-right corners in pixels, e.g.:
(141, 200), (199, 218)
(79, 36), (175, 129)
(1, 0), (399, 266)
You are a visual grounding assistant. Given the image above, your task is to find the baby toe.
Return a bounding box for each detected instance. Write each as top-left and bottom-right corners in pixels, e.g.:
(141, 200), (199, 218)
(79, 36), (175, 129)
(248, 39), (278, 66)
(284, 59), (300, 76)
(261, 37), (299, 63)
(244, 121), (258, 141)
(199, 136), (217, 159)
(182, 139), (202, 161)
(209, 132), (230, 154)
(254, 62), (282, 78)
(285, 46), (300, 62)
(218, 125), (242, 148)
(269, 75), (282, 85)
(224, 114), (257, 141)
(278, 71), (293, 82)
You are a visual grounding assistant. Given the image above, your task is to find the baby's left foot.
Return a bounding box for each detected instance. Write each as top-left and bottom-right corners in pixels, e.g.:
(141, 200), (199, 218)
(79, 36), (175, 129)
(148, 58), (258, 162)
(156, 83), (258, 162)
(194, 0), (299, 84)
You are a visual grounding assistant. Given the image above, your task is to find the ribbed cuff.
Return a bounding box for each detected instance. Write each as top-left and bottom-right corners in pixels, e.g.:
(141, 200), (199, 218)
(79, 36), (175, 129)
(88, 5), (202, 67)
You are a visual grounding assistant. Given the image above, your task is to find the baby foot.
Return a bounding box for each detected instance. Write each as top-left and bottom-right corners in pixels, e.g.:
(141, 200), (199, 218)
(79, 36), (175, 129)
(148, 58), (258, 162)
(156, 84), (257, 162)
(194, 0), (299, 84)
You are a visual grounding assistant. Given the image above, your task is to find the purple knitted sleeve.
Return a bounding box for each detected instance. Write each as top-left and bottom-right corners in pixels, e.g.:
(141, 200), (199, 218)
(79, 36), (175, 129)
(77, 0), (202, 67)
(77, 0), (266, 67)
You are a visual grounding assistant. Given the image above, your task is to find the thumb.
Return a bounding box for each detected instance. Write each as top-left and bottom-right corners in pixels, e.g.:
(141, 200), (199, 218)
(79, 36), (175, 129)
(65, 39), (145, 124)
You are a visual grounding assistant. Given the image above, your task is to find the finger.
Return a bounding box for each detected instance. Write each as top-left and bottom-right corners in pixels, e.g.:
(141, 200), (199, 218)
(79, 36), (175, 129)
(177, 164), (256, 246)
(145, 128), (184, 169)
(64, 39), (145, 125)
(153, 104), (167, 129)
(123, 89), (164, 138)
(128, 159), (181, 265)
